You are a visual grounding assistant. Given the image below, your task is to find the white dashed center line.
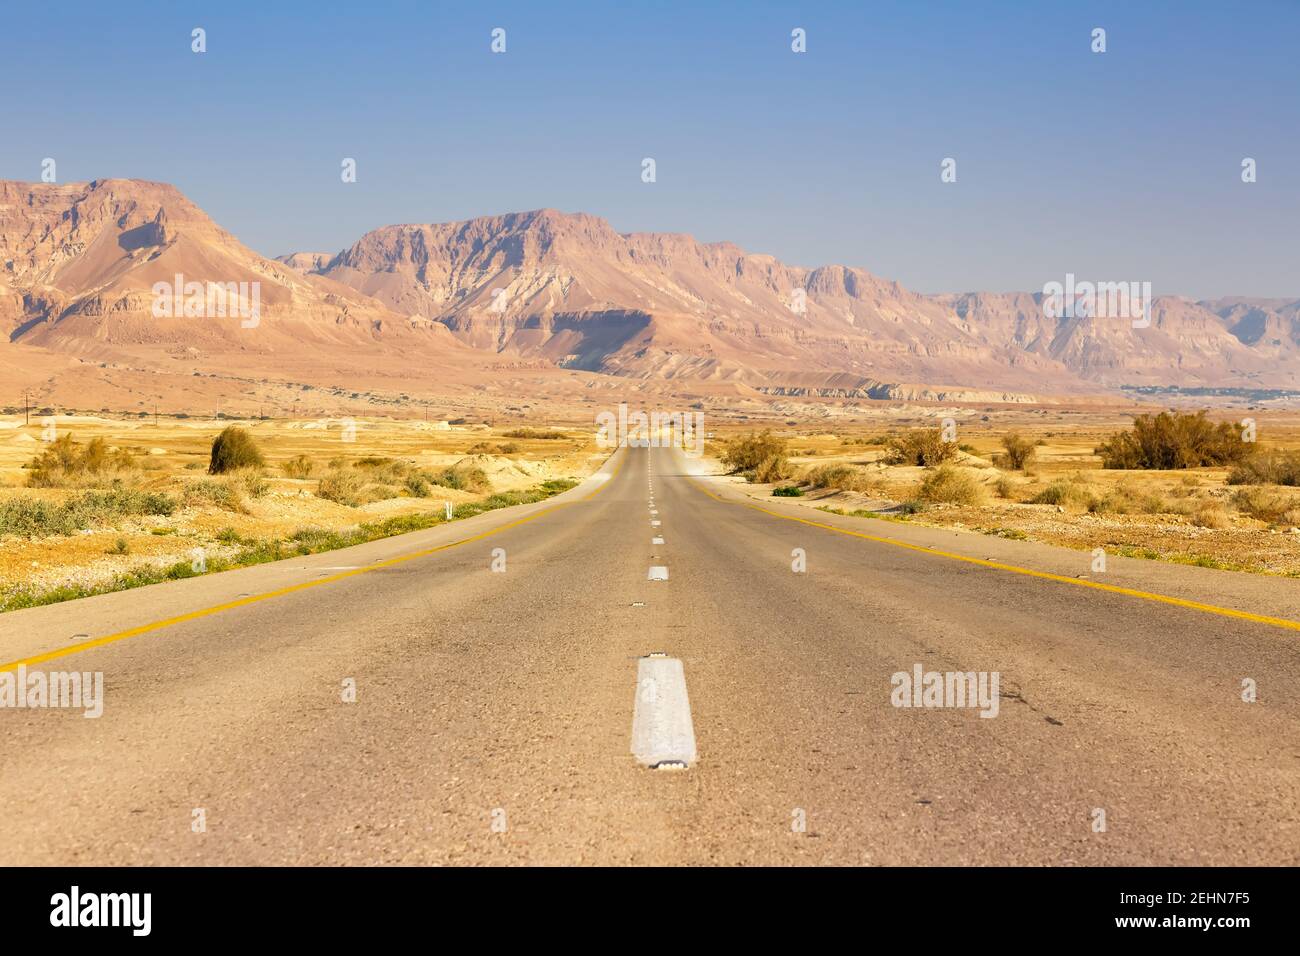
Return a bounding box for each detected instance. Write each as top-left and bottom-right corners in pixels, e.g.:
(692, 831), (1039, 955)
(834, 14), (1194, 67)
(632, 656), (697, 769)
(647, 566), (668, 581)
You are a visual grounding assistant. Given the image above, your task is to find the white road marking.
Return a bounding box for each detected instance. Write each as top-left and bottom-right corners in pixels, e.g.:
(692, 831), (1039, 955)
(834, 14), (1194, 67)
(632, 657), (697, 769)
(648, 566), (668, 581)
(650, 509), (658, 516)
(651, 520), (661, 526)
(652, 536), (664, 545)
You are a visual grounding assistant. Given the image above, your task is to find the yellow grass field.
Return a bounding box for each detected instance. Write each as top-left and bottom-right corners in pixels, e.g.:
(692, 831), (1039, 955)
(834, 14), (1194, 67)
(704, 406), (1300, 577)
(0, 414), (604, 607)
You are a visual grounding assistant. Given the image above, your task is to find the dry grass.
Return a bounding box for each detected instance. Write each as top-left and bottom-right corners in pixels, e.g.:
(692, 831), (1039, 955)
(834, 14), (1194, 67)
(916, 466), (984, 505)
(710, 409), (1300, 576)
(882, 428), (957, 467)
(0, 415), (602, 601)
(804, 463), (879, 493)
(26, 434), (138, 488)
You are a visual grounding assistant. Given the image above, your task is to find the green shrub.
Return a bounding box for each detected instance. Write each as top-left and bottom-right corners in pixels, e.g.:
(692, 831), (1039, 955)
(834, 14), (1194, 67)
(0, 489), (175, 537)
(883, 428), (957, 467)
(1096, 411), (1249, 469)
(916, 466), (983, 505)
(772, 485), (804, 497)
(208, 426), (264, 474)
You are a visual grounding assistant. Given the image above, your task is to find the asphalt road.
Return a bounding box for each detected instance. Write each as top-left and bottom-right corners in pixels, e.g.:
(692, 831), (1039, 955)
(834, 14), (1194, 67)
(1, 445), (1297, 865)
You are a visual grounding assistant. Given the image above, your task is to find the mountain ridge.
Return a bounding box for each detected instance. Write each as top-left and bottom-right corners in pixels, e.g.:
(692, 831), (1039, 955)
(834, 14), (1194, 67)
(4, 180), (1296, 405)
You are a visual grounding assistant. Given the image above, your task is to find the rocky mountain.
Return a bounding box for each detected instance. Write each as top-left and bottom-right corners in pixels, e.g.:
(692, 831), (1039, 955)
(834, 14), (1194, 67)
(299, 210), (1077, 395)
(296, 208), (1299, 393)
(5, 180), (1296, 407)
(0, 179), (460, 361)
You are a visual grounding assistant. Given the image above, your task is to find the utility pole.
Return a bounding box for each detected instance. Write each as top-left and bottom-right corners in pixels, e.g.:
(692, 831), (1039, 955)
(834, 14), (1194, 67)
(24, 389), (30, 426)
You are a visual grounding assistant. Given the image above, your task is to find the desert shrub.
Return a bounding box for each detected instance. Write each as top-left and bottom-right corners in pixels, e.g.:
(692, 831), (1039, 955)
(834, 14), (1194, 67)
(1031, 476), (1096, 511)
(882, 428), (957, 467)
(209, 426), (264, 474)
(1189, 501), (1230, 529)
(752, 455), (793, 483)
(1096, 411), (1249, 470)
(237, 471), (269, 498)
(1089, 482), (1167, 515)
(184, 478), (248, 513)
(805, 463), (878, 493)
(721, 431), (787, 473)
(994, 433), (1037, 470)
(316, 469), (366, 507)
(847, 434), (892, 446)
(433, 463), (490, 493)
(26, 434), (137, 488)
(364, 483), (403, 502)
(282, 455), (314, 479)
(1226, 449), (1300, 486)
(993, 474), (1018, 499)
(502, 428), (566, 440)
(1231, 487), (1299, 525)
(405, 473), (434, 497)
(0, 498), (67, 536)
(915, 466), (983, 505)
(772, 485), (804, 497)
(0, 489), (174, 537)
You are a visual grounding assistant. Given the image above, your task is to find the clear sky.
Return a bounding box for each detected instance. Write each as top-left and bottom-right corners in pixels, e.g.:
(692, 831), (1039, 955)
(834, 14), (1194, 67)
(2, 0), (1296, 298)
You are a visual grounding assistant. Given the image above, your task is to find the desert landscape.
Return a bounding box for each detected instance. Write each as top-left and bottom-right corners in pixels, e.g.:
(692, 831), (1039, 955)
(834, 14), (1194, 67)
(2, 176), (1296, 602)
(703, 409), (1300, 578)
(4, 398), (1298, 617)
(0, 413), (599, 611)
(4, 0), (1300, 907)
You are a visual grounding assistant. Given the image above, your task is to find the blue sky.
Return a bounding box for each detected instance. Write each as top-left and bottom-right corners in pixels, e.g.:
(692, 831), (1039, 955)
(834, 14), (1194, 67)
(2, 0), (1296, 298)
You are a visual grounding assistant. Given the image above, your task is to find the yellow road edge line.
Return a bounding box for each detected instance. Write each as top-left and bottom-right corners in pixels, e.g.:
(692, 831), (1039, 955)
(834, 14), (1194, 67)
(688, 477), (1300, 634)
(0, 449), (626, 674)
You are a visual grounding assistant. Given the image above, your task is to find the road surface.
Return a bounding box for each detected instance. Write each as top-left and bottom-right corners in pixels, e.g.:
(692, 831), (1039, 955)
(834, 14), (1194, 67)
(1, 445), (1297, 865)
